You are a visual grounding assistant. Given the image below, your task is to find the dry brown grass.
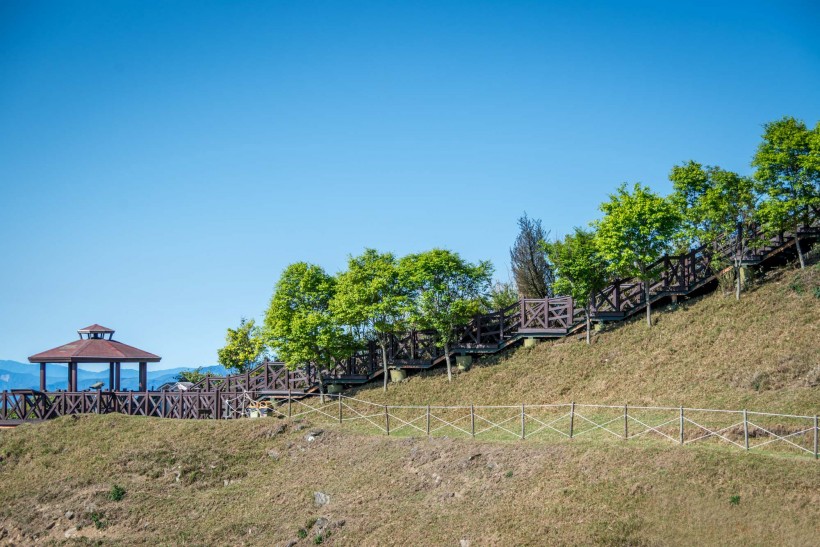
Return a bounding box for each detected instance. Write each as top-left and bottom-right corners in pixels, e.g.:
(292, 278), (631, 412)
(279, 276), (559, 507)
(1, 413), (819, 546)
(352, 265), (820, 414)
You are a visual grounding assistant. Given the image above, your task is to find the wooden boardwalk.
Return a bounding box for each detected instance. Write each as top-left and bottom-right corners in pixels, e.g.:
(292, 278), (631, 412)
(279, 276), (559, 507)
(1, 222), (817, 425)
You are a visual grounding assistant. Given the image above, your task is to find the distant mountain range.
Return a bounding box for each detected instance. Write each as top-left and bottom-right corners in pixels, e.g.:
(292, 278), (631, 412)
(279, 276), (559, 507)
(0, 360), (231, 391)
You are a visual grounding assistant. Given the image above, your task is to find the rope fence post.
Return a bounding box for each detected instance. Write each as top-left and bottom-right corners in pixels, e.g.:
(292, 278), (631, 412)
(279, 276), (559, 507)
(338, 395), (342, 424)
(743, 409), (749, 451)
(287, 390), (292, 418)
(426, 404), (430, 436)
(569, 401), (575, 439)
(520, 403), (525, 440)
(623, 403), (628, 440)
(814, 415), (818, 460)
(470, 404), (475, 438)
(385, 405), (390, 436)
(679, 406), (684, 445)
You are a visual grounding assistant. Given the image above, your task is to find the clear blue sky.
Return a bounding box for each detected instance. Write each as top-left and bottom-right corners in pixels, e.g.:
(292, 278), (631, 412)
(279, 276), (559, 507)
(1, 1), (818, 368)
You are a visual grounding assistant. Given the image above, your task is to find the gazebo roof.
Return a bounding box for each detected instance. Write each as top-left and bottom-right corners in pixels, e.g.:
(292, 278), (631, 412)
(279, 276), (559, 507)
(28, 326), (161, 364)
(78, 324), (115, 334)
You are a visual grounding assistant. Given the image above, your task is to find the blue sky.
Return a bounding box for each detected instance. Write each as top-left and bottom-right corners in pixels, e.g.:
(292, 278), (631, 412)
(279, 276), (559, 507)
(1, 1), (818, 368)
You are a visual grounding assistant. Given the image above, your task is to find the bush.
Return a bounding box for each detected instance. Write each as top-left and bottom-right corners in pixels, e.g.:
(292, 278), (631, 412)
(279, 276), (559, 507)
(89, 511), (107, 529)
(108, 484), (126, 502)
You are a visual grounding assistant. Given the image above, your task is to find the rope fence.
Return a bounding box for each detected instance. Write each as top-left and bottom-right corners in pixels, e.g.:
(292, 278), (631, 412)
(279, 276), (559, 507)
(249, 393), (820, 460)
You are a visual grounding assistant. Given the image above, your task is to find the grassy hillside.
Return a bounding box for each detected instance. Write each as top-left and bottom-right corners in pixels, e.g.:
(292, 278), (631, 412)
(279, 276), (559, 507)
(1, 414), (819, 546)
(1, 265), (817, 545)
(352, 265), (820, 414)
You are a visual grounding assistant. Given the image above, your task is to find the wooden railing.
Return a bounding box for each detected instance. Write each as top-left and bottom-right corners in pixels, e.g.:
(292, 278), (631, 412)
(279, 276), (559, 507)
(198, 218), (817, 395)
(0, 389), (252, 422)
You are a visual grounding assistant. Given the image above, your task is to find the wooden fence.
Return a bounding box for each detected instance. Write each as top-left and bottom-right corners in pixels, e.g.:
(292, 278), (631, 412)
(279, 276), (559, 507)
(260, 393), (820, 460)
(0, 389), (251, 424)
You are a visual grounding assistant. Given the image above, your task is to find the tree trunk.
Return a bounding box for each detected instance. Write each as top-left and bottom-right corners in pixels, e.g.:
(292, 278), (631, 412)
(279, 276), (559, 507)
(318, 375), (325, 404)
(444, 341), (452, 382)
(795, 235), (805, 269)
(735, 268), (741, 300)
(381, 343), (389, 392)
(644, 276), (651, 328)
(585, 308), (591, 345)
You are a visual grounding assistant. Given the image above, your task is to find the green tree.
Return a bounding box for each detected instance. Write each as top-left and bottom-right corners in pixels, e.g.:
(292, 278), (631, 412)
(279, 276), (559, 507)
(176, 367), (209, 384)
(216, 318), (266, 373)
(400, 249), (493, 382)
(263, 263), (350, 399)
(594, 183), (681, 327)
(670, 161), (758, 299)
(485, 280), (519, 312)
(752, 116), (820, 268)
(330, 249), (408, 391)
(542, 227), (609, 344)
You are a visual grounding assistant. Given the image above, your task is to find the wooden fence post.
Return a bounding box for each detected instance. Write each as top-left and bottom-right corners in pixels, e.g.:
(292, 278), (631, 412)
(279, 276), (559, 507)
(470, 404), (475, 438)
(679, 406), (684, 445)
(288, 390), (292, 418)
(569, 402), (575, 438)
(385, 405), (390, 436)
(814, 415), (818, 460)
(215, 390), (222, 420)
(338, 395), (342, 424)
(520, 403), (525, 440)
(743, 410), (749, 451)
(426, 404), (430, 436)
(623, 404), (628, 440)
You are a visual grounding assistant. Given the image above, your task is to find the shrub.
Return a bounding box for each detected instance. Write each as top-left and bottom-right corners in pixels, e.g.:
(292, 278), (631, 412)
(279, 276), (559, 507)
(89, 511), (107, 529)
(108, 484), (126, 502)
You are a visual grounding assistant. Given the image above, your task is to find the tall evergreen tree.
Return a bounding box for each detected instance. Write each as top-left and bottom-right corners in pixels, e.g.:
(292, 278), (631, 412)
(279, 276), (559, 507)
(510, 213), (554, 298)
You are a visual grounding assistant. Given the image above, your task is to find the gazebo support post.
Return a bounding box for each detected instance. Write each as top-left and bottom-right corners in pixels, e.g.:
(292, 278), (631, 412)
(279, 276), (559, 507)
(39, 362), (47, 391)
(138, 362), (147, 392)
(69, 363), (78, 392)
(108, 362), (115, 392)
(115, 362), (121, 391)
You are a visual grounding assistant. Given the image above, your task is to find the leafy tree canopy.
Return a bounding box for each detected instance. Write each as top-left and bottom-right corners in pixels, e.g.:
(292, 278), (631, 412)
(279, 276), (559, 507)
(330, 249), (408, 389)
(594, 182), (681, 278)
(670, 161), (758, 298)
(400, 249), (492, 381)
(752, 116), (820, 267)
(216, 318), (266, 373)
(485, 280), (519, 312)
(542, 227), (608, 343)
(670, 161), (757, 244)
(331, 249), (407, 339)
(594, 183), (680, 326)
(263, 262), (351, 374)
(176, 367), (209, 384)
(543, 227), (608, 307)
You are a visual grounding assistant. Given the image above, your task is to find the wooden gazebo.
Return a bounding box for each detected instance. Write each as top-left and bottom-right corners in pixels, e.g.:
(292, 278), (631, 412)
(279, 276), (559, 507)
(28, 325), (161, 392)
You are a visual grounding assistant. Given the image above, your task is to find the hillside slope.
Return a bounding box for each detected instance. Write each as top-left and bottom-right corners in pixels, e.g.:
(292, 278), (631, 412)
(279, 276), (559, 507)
(353, 265), (820, 414)
(1, 414), (818, 546)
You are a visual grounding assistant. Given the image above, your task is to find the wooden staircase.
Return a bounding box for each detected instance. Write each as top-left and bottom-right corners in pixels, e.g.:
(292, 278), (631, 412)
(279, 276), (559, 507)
(198, 221), (818, 396)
